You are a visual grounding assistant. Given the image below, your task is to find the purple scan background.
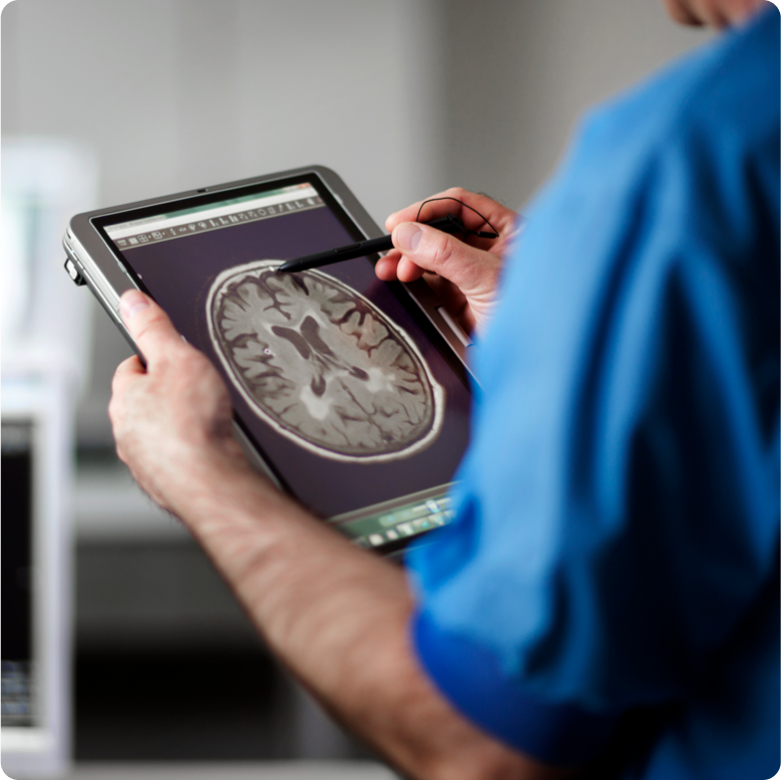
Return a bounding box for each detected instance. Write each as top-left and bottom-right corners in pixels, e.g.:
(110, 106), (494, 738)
(117, 205), (471, 518)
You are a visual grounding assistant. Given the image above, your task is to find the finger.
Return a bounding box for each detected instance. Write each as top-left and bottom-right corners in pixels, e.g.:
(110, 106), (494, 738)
(109, 356), (145, 417)
(375, 250), (426, 282)
(374, 253), (402, 281)
(396, 256), (426, 282)
(385, 187), (518, 237)
(114, 355), (146, 377)
(385, 187), (480, 230)
(113, 355), (145, 385)
(391, 222), (501, 299)
(119, 290), (184, 367)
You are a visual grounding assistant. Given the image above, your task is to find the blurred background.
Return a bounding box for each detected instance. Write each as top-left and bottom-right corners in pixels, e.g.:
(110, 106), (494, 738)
(1, 1), (708, 778)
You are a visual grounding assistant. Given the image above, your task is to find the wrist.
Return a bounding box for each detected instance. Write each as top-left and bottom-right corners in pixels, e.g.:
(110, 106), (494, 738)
(166, 435), (323, 559)
(169, 437), (264, 516)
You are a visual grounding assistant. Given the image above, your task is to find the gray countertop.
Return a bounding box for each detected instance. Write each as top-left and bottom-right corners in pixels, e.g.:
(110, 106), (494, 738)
(28, 761), (399, 780)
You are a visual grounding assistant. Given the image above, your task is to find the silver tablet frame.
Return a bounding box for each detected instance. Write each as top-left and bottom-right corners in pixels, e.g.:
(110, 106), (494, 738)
(63, 165), (474, 553)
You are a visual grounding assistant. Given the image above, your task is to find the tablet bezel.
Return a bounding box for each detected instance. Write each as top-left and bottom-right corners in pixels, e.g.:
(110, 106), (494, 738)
(64, 165), (473, 555)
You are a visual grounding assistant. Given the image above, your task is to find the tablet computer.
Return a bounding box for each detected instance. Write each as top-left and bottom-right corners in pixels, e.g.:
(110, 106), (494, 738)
(63, 166), (473, 556)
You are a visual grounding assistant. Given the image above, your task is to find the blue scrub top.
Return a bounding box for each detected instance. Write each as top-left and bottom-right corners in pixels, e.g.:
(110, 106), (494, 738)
(408, 7), (780, 779)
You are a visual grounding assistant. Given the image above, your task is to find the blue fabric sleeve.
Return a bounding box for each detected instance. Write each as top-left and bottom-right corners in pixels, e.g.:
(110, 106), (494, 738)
(406, 10), (779, 770)
(412, 609), (619, 766)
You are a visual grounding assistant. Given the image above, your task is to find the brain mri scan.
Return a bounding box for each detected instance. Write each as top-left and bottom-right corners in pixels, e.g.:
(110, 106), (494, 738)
(206, 260), (444, 462)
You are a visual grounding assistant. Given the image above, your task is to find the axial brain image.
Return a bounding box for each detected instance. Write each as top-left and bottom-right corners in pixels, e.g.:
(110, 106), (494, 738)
(206, 261), (444, 461)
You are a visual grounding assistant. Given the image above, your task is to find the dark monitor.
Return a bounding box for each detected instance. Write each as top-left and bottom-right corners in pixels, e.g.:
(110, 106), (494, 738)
(2, 421), (35, 728)
(1, 383), (71, 778)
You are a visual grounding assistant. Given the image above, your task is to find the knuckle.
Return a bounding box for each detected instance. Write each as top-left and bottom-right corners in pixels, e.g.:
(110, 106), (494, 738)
(429, 230), (456, 267)
(109, 376), (124, 404)
(154, 341), (190, 373)
(132, 314), (164, 343)
(181, 347), (208, 374)
(131, 309), (177, 349)
(107, 399), (124, 434)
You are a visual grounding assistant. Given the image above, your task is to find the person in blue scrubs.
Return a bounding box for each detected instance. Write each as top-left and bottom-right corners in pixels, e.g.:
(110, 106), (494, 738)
(109, 0), (778, 778)
(378, 3), (780, 777)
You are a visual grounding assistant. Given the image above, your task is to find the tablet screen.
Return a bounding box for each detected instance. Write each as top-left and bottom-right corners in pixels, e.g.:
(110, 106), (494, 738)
(97, 177), (472, 550)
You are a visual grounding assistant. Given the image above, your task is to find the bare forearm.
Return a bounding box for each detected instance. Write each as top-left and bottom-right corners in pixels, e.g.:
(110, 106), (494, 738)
(170, 453), (573, 780)
(110, 288), (577, 779)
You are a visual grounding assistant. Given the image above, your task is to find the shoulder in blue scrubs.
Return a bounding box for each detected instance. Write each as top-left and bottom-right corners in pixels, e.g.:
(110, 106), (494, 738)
(408, 7), (780, 778)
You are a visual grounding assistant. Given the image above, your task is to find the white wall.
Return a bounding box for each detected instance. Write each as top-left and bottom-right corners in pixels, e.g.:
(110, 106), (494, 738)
(2, 0), (710, 445)
(2, 0), (446, 217)
(2, 0), (446, 444)
(436, 0), (710, 209)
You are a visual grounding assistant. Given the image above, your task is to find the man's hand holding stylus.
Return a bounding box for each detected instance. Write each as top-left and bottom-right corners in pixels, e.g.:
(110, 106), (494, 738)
(376, 187), (520, 336)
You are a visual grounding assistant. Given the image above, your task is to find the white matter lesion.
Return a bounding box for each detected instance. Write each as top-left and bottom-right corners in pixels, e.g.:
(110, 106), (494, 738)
(299, 383), (332, 420)
(297, 366), (397, 422)
(364, 366), (396, 393)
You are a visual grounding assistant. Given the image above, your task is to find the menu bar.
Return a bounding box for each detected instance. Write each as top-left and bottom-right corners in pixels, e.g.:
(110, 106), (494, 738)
(104, 183), (325, 249)
(111, 196), (325, 249)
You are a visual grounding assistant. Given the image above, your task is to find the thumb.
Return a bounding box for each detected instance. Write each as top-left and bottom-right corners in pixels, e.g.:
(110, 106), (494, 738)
(119, 290), (183, 366)
(391, 222), (500, 300)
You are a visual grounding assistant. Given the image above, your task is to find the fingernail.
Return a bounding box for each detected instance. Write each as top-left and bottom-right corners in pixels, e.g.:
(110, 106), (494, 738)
(120, 290), (150, 321)
(396, 223), (423, 252)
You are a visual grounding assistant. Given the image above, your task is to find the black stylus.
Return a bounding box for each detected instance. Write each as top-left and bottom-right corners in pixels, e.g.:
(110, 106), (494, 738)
(277, 214), (484, 273)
